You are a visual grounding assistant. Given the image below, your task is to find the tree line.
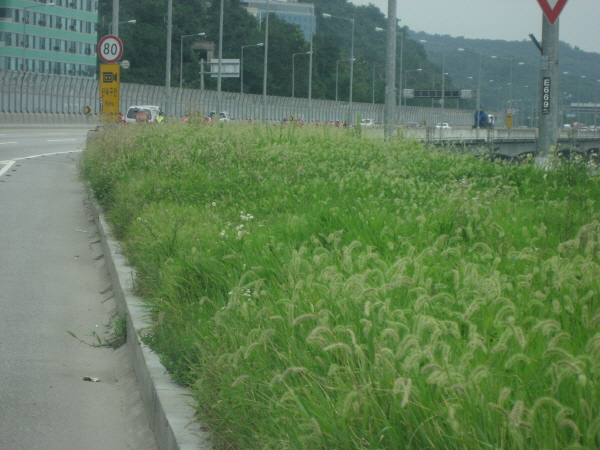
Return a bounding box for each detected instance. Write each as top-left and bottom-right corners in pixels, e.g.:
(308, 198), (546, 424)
(98, 0), (457, 107)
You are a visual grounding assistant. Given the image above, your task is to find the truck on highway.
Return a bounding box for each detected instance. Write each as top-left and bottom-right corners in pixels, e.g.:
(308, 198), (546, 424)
(473, 109), (494, 128)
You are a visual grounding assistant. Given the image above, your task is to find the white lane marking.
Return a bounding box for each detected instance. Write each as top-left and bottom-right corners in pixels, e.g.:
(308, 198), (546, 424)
(13, 150), (81, 161)
(0, 142), (18, 145)
(0, 160), (15, 177)
(47, 139), (77, 142)
(0, 150), (81, 167)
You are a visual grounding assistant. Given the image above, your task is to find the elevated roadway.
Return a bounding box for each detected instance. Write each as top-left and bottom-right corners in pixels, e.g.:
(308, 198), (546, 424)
(401, 127), (600, 161)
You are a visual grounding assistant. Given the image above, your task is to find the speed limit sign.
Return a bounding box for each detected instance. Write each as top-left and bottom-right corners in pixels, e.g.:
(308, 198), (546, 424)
(98, 35), (123, 64)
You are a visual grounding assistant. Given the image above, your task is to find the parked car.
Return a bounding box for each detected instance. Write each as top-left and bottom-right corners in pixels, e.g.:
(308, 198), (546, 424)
(436, 123), (451, 129)
(405, 122), (419, 128)
(360, 118), (374, 127)
(125, 105), (163, 124)
(210, 111), (231, 122)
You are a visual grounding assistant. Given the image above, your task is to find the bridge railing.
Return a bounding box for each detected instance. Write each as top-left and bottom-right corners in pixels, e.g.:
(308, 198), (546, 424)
(1, 70), (493, 126)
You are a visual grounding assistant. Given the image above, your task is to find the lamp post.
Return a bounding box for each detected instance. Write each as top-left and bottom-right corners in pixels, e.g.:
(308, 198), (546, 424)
(180, 33), (205, 88)
(403, 68), (422, 107)
(323, 13), (354, 122)
(491, 56), (524, 114)
(292, 51), (311, 98)
(241, 43), (263, 93)
(440, 47), (447, 126)
(23, 3), (55, 72)
(577, 75), (586, 123)
(458, 47), (482, 128)
(308, 4), (314, 122)
(371, 64), (384, 104)
(109, 19), (135, 35)
(336, 59), (346, 102)
(165, 0), (173, 120)
(217, 0), (224, 115)
(262, 0), (270, 122)
(594, 80), (600, 136)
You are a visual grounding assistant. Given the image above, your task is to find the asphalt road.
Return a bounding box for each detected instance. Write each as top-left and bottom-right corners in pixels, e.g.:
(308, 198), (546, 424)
(0, 129), (159, 450)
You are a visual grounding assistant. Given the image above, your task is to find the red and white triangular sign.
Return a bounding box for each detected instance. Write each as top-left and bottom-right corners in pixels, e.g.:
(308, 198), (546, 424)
(537, 0), (569, 24)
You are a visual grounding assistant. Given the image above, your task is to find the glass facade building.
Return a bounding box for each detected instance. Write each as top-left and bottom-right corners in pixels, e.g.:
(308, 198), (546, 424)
(0, 0), (98, 78)
(241, 0), (315, 41)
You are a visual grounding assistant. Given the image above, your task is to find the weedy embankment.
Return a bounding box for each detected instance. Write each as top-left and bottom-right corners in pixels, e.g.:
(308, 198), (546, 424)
(82, 123), (600, 450)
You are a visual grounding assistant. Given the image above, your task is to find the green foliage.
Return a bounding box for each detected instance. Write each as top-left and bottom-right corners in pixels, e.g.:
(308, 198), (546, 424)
(97, 0), (445, 104)
(414, 30), (600, 119)
(82, 123), (600, 450)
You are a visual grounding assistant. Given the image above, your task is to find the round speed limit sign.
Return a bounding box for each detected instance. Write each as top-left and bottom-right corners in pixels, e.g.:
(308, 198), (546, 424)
(98, 35), (123, 64)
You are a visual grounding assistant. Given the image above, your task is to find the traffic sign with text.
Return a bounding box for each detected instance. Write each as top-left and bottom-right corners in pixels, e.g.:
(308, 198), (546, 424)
(98, 35), (123, 64)
(99, 64), (121, 122)
(536, 0), (569, 25)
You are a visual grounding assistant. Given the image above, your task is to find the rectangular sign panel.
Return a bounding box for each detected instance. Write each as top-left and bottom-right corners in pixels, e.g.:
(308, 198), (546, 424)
(210, 59), (240, 78)
(542, 77), (551, 115)
(99, 64), (121, 122)
(404, 90), (468, 99)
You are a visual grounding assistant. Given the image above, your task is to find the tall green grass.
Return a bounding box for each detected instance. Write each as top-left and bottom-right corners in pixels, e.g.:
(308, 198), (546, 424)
(82, 123), (600, 450)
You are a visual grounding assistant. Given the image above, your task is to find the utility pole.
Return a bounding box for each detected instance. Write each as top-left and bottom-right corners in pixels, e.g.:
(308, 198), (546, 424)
(384, 0), (397, 140)
(537, 16), (560, 160)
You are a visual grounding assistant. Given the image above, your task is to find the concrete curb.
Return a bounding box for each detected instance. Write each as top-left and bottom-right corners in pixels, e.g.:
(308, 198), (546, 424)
(90, 202), (213, 450)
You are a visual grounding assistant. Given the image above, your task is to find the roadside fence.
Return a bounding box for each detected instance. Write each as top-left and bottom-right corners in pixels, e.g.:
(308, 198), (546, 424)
(1, 70), (497, 126)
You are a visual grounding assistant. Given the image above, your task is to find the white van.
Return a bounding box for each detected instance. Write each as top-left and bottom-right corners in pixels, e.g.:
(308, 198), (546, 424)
(125, 105), (163, 124)
(360, 118), (374, 127)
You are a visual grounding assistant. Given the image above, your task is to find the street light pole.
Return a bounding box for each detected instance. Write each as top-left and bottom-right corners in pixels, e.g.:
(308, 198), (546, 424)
(217, 0), (224, 115)
(308, 4), (314, 122)
(459, 48), (483, 129)
(323, 13), (355, 123)
(241, 43), (263, 94)
(336, 59), (343, 103)
(292, 51), (311, 98)
(371, 64), (384, 104)
(109, 19), (135, 35)
(441, 47), (446, 126)
(164, 0), (173, 120)
(23, 3), (55, 72)
(594, 80), (600, 136)
(577, 75), (586, 123)
(404, 68), (421, 107)
(262, 0), (270, 122)
(180, 33), (205, 89)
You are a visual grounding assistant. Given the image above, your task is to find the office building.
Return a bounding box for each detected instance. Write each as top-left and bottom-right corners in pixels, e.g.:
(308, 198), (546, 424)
(240, 0), (315, 41)
(0, 0), (98, 78)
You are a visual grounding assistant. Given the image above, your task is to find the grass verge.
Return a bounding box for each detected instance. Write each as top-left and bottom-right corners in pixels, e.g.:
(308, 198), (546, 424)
(81, 123), (600, 450)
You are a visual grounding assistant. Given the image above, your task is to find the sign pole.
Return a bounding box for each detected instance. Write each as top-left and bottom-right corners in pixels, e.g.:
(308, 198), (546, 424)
(537, 15), (560, 160)
(97, 35), (123, 122)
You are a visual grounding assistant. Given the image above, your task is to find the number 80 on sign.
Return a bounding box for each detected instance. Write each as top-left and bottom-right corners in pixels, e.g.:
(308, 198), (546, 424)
(98, 35), (123, 64)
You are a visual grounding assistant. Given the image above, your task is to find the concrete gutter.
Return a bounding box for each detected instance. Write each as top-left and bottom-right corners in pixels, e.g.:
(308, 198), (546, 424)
(90, 202), (213, 450)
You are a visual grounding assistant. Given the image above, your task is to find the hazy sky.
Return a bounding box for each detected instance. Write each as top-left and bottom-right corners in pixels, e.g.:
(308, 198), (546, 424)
(348, 0), (600, 54)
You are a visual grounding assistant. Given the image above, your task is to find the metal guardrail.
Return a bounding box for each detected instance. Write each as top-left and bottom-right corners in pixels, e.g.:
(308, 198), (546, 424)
(1, 70), (496, 125)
